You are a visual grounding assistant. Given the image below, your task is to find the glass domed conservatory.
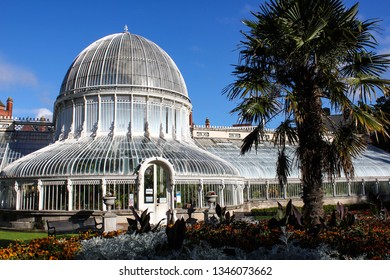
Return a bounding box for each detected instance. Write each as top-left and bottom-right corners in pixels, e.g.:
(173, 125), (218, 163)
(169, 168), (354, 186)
(0, 28), (389, 228)
(0, 29), (244, 225)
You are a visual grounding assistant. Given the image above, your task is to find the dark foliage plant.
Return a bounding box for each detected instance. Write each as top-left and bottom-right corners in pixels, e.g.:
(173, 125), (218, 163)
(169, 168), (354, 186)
(215, 204), (235, 225)
(166, 218), (187, 250)
(127, 206), (164, 234)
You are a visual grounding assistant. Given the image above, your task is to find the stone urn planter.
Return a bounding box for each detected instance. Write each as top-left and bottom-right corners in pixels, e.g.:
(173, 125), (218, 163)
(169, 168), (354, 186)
(205, 191), (218, 209)
(206, 194), (217, 203)
(103, 195), (116, 212)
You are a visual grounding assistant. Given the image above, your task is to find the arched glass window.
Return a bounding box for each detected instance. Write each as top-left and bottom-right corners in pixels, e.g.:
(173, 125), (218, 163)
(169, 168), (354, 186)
(144, 164), (168, 204)
(86, 96), (98, 132)
(100, 95), (114, 132)
(133, 98), (146, 133)
(74, 99), (84, 134)
(116, 95), (131, 132)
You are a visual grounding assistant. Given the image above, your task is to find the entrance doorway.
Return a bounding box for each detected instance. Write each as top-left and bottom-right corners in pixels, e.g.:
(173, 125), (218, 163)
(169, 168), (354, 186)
(138, 158), (174, 224)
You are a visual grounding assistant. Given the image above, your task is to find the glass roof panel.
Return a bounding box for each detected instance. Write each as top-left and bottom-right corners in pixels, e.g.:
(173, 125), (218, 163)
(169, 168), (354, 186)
(194, 138), (390, 180)
(59, 32), (188, 98)
(1, 136), (240, 179)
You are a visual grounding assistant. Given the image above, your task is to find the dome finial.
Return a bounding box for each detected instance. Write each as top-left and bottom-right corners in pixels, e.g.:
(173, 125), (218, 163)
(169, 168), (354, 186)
(124, 25), (129, 33)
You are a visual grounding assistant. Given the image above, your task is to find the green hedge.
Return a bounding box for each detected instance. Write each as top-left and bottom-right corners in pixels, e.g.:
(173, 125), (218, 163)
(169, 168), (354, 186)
(251, 202), (376, 216)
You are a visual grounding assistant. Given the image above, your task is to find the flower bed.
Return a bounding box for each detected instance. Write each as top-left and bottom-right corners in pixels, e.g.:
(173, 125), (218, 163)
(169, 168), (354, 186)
(0, 231), (121, 260)
(1, 208), (390, 260)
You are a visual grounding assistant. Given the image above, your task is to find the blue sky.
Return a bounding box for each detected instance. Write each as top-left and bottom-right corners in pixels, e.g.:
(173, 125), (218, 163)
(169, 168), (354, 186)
(1, 0), (390, 128)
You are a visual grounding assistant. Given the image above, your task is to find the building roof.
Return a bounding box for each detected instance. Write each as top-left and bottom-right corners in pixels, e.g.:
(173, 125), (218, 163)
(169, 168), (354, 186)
(59, 30), (188, 100)
(1, 135), (240, 179)
(193, 130), (390, 180)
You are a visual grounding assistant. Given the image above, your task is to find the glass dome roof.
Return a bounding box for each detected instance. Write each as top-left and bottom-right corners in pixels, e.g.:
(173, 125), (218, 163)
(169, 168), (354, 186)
(1, 136), (240, 179)
(59, 29), (188, 99)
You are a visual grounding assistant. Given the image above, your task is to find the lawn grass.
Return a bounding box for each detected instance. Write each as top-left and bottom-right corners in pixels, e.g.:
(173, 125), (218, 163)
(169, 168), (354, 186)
(0, 230), (48, 248)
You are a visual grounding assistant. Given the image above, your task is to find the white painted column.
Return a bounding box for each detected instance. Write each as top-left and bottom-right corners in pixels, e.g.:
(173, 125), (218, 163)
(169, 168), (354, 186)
(247, 181), (251, 201)
(198, 179), (203, 208)
(101, 178), (107, 211)
(233, 185), (238, 206)
(347, 180), (352, 196)
(66, 179), (73, 211)
(37, 180), (43, 210)
(14, 181), (20, 210)
(219, 180), (225, 207)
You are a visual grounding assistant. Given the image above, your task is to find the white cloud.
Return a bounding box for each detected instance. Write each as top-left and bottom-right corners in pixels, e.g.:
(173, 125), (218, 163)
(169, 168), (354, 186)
(0, 60), (38, 88)
(34, 108), (53, 121)
(13, 107), (53, 121)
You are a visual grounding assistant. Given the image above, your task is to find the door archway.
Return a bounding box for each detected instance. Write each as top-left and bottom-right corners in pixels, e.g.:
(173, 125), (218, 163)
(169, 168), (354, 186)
(137, 157), (175, 224)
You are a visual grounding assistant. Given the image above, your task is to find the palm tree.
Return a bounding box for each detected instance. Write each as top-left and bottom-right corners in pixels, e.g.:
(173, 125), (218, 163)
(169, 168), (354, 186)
(224, 0), (390, 225)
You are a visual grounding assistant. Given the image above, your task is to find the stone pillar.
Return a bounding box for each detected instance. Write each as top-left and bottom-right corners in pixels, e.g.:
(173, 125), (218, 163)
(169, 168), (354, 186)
(103, 212), (117, 233)
(103, 196), (117, 233)
(203, 209), (209, 224)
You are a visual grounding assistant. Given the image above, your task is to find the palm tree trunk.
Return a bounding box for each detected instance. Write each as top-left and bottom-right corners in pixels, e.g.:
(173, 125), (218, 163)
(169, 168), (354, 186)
(297, 87), (325, 225)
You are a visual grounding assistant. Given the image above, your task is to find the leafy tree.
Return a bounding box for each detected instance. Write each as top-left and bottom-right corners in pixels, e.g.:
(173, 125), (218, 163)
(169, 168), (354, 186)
(224, 0), (390, 226)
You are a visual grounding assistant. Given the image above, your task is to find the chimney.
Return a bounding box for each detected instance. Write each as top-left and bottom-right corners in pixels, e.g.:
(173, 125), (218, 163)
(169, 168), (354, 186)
(205, 117), (210, 128)
(189, 111), (193, 127)
(6, 97), (13, 117)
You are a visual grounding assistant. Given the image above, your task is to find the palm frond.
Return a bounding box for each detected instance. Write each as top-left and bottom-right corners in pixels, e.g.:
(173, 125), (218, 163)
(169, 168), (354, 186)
(276, 148), (292, 186)
(273, 119), (298, 147)
(230, 94), (281, 125)
(240, 125), (265, 155)
(323, 122), (367, 180)
(349, 104), (388, 136)
(223, 65), (273, 101)
(347, 76), (390, 104)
